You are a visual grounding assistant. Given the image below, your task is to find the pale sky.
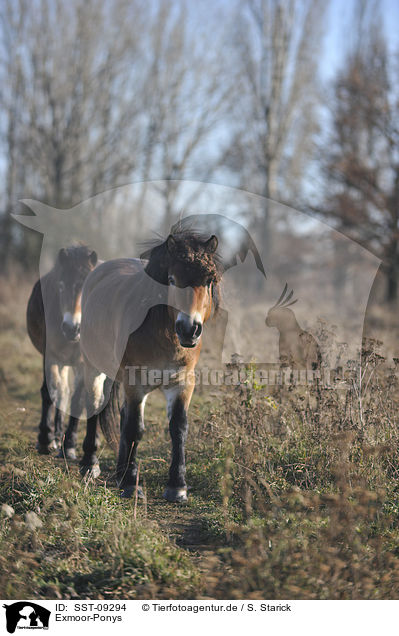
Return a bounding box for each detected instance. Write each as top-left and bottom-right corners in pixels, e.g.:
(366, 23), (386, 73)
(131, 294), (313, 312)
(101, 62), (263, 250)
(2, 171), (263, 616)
(322, 0), (399, 80)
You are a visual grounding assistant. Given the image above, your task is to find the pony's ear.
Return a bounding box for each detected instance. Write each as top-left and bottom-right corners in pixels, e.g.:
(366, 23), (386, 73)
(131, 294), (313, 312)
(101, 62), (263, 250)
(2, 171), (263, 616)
(166, 235), (176, 253)
(58, 248), (68, 266)
(205, 235), (218, 253)
(89, 250), (98, 267)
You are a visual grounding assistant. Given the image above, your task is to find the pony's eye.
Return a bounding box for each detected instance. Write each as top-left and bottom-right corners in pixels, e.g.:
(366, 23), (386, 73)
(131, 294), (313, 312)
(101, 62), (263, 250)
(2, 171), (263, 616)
(168, 276), (176, 286)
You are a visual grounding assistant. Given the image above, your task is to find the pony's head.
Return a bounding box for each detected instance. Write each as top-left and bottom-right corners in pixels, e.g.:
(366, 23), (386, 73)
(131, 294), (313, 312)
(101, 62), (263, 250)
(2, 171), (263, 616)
(56, 245), (97, 342)
(145, 231), (221, 348)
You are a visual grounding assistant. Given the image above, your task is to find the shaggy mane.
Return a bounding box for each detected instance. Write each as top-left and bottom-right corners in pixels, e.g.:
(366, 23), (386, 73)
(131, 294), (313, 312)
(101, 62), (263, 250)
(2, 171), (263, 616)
(142, 230), (222, 286)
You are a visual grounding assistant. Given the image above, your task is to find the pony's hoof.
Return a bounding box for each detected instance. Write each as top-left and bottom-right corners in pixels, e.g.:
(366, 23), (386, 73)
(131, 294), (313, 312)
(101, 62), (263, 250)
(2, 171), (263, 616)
(120, 485), (144, 499)
(36, 440), (57, 455)
(57, 447), (77, 461)
(163, 487), (188, 503)
(80, 463), (101, 479)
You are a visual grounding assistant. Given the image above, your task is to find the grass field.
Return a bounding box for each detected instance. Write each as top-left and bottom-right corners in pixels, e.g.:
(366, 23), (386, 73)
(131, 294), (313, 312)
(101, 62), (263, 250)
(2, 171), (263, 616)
(1, 275), (399, 599)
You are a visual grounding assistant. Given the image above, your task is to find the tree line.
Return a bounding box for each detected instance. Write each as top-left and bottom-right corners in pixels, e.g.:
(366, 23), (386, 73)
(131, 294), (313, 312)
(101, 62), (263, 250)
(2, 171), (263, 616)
(0, 0), (397, 301)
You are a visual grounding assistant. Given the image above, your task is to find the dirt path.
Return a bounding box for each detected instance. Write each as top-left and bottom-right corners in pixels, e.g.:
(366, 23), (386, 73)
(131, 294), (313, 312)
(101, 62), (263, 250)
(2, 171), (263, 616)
(150, 501), (216, 550)
(146, 499), (225, 592)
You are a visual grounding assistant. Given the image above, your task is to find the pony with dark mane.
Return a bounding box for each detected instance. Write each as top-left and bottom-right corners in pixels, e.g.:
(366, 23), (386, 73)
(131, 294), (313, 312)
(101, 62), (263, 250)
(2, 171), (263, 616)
(79, 230), (221, 502)
(27, 245), (97, 455)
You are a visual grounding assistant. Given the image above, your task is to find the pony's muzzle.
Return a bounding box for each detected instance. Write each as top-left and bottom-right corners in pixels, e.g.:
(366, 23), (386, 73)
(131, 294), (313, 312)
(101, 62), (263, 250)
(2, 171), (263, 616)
(175, 313), (202, 348)
(61, 319), (80, 342)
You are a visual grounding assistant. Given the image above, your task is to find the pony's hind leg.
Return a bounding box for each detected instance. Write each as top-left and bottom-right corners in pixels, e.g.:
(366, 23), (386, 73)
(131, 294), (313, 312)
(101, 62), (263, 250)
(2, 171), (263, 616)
(116, 392), (147, 498)
(162, 383), (194, 503)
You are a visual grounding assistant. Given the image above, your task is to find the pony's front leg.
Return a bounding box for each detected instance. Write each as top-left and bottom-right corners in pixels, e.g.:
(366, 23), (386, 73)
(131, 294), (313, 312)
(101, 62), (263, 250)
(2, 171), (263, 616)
(53, 364), (70, 447)
(53, 408), (65, 448)
(80, 363), (106, 478)
(116, 391), (147, 499)
(163, 383), (194, 503)
(37, 361), (56, 454)
(38, 360), (69, 453)
(80, 414), (101, 478)
(60, 368), (85, 461)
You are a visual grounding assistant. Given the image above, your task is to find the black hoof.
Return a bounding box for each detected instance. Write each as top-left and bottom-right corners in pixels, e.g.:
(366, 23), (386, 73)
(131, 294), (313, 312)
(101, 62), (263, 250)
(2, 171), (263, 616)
(36, 440), (58, 455)
(79, 463), (101, 479)
(120, 485), (144, 499)
(163, 486), (188, 503)
(57, 447), (77, 461)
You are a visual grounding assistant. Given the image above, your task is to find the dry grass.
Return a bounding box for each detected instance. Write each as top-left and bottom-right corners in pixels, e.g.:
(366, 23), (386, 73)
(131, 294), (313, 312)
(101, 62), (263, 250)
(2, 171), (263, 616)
(1, 273), (399, 599)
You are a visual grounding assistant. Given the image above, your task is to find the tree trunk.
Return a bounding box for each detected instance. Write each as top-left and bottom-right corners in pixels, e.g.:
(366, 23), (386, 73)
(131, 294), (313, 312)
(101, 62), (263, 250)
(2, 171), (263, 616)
(386, 259), (398, 303)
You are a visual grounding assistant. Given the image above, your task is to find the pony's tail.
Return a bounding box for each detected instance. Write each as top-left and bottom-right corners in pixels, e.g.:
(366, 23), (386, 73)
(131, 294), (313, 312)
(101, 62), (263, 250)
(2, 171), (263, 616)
(99, 378), (123, 454)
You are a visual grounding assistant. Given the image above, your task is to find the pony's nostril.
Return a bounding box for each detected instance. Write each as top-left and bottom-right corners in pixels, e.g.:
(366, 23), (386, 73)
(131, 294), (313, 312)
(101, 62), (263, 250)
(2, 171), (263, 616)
(175, 317), (202, 342)
(62, 321), (80, 339)
(193, 322), (202, 337)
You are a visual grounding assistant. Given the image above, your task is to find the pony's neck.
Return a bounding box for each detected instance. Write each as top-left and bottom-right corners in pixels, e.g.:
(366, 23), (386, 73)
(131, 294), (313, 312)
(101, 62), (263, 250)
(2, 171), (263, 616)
(145, 304), (175, 341)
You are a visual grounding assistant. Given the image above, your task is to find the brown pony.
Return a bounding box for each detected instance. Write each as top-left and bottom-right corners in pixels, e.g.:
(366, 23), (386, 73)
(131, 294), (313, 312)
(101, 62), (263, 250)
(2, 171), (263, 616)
(27, 245), (97, 455)
(79, 231), (220, 502)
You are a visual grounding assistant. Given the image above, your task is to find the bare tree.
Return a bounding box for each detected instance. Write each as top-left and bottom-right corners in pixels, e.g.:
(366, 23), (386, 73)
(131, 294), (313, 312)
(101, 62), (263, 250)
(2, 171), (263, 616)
(0, 0), (237, 264)
(316, 2), (399, 302)
(11, 0), (149, 205)
(228, 0), (326, 261)
(0, 0), (156, 264)
(0, 0), (30, 268)
(134, 1), (235, 233)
